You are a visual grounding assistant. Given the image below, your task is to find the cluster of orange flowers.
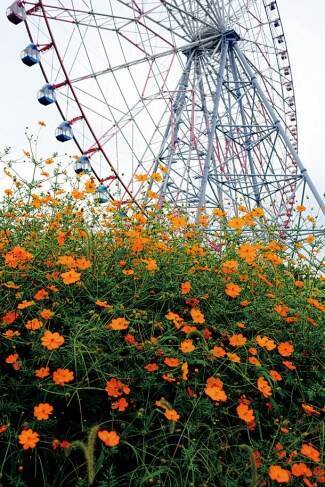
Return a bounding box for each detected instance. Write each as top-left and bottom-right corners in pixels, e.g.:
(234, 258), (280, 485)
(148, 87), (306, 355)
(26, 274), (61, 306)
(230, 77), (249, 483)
(0, 190), (323, 487)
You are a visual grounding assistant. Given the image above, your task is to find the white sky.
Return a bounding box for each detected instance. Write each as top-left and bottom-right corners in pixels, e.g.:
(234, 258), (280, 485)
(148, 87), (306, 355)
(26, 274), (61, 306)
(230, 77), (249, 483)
(0, 0), (324, 199)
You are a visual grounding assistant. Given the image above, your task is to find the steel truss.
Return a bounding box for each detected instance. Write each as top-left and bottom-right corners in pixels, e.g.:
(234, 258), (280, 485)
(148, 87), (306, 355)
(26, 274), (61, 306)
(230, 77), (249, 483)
(153, 30), (324, 228)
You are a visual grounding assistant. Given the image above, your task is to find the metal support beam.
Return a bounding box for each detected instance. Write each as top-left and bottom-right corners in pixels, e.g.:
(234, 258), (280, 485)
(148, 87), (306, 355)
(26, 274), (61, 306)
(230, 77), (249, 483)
(156, 52), (194, 203)
(196, 40), (229, 219)
(234, 44), (325, 215)
(229, 47), (261, 206)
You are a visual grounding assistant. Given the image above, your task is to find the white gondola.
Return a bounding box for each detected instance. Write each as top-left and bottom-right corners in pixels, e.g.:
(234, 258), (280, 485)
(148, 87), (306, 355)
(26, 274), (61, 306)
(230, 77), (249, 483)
(37, 84), (56, 106)
(21, 44), (40, 66)
(6, 1), (26, 24)
(55, 122), (73, 142)
(74, 156), (91, 174)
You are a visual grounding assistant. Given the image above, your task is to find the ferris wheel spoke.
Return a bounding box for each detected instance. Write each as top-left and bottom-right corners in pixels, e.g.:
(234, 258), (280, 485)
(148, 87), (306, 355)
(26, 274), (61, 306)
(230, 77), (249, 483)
(160, 0), (213, 32)
(114, 0), (190, 41)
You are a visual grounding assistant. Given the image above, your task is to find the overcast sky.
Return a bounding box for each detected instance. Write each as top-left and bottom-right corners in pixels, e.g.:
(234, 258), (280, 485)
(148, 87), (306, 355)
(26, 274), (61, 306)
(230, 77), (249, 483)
(0, 0), (324, 199)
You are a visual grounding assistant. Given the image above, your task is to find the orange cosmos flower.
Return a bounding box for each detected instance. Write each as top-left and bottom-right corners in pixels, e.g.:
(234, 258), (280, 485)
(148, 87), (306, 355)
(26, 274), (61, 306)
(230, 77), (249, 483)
(47, 285), (59, 293)
(124, 334), (138, 346)
(98, 430), (120, 447)
(278, 342), (294, 357)
(291, 463), (312, 478)
(250, 207), (264, 217)
(151, 172), (162, 182)
(221, 260), (239, 274)
(35, 367), (50, 379)
(34, 403), (53, 420)
(164, 409), (180, 422)
(0, 424), (9, 434)
(34, 289), (49, 301)
(211, 346), (226, 358)
(249, 357), (261, 367)
(237, 243), (257, 264)
(294, 280), (304, 288)
(296, 205), (306, 212)
(307, 298), (325, 312)
(301, 404), (320, 416)
(274, 304), (289, 317)
(41, 331), (64, 350)
(190, 307), (205, 324)
(95, 300), (111, 308)
(169, 215), (188, 230)
(147, 189), (158, 199)
(275, 443), (286, 459)
(256, 335), (276, 351)
(282, 360), (296, 370)
(2, 310), (19, 325)
(181, 325), (197, 334)
(84, 179), (96, 193)
(71, 189), (84, 200)
(164, 357), (180, 368)
(17, 300), (35, 309)
(300, 444), (320, 463)
(213, 208), (226, 217)
(144, 363), (159, 372)
(204, 377), (227, 402)
(180, 339), (196, 353)
(182, 362), (189, 381)
(236, 403), (255, 424)
(111, 397), (129, 412)
(162, 374), (176, 382)
(122, 269), (134, 276)
(264, 252), (283, 265)
(269, 465), (291, 483)
(181, 281), (191, 294)
(40, 309), (54, 320)
(75, 257), (92, 270)
(227, 217), (245, 230)
(4, 246), (33, 269)
(18, 429), (40, 450)
(227, 352), (241, 363)
(165, 311), (183, 328)
(257, 377), (272, 398)
(313, 467), (325, 483)
(229, 333), (247, 347)
(57, 255), (76, 268)
(105, 378), (130, 397)
(143, 258), (158, 271)
(135, 173), (148, 182)
(225, 283), (241, 298)
(269, 370), (283, 382)
(52, 368), (74, 386)
(5, 353), (19, 365)
(61, 270), (81, 285)
(25, 318), (43, 331)
(107, 317), (129, 330)
(3, 329), (20, 340)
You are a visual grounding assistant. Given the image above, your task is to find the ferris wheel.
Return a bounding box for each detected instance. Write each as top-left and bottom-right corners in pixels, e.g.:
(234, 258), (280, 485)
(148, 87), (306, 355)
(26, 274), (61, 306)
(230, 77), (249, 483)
(7, 0), (325, 229)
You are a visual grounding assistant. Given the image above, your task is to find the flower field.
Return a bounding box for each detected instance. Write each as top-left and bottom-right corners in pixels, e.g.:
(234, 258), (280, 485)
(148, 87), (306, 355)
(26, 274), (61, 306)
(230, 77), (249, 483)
(0, 151), (324, 486)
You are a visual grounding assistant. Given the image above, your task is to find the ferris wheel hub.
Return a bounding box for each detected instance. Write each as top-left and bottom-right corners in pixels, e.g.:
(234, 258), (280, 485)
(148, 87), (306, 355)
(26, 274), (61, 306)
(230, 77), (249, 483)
(184, 29), (241, 57)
